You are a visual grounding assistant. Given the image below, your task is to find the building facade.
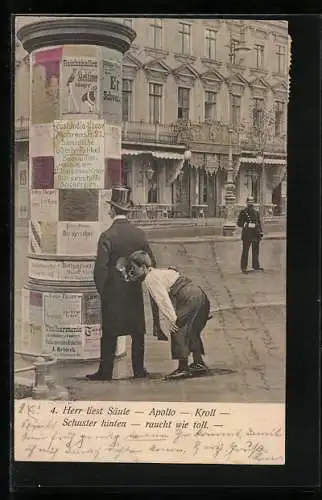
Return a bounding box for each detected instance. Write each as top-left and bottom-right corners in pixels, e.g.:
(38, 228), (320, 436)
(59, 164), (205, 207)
(15, 17), (289, 222)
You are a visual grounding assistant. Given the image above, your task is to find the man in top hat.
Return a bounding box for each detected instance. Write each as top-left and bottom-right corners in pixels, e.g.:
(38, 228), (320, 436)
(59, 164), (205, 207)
(87, 185), (162, 381)
(237, 196), (264, 274)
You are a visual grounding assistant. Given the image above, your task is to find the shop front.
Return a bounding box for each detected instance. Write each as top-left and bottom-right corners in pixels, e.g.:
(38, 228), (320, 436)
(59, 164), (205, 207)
(236, 155), (287, 217)
(121, 149), (186, 219)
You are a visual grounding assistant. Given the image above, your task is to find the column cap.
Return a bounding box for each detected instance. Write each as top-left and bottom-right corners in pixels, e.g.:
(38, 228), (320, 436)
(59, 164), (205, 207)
(17, 17), (136, 53)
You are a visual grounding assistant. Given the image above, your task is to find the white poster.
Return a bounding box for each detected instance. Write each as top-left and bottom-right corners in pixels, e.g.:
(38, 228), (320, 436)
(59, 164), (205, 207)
(30, 189), (58, 221)
(30, 123), (54, 157)
(28, 258), (61, 281)
(44, 325), (83, 358)
(83, 324), (101, 359)
(17, 161), (29, 219)
(53, 120), (105, 189)
(98, 190), (113, 226)
(19, 289), (30, 351)
(104, 124), (121, 158)
(57, 222), (100, 256)
(28, 258), (95, 281)
(43, 292), (82, 327)
(102, 59), (122, 123)
(61, 57), (99, 115)
(60, 261), (95, 281)
(16, 188), (29, 220)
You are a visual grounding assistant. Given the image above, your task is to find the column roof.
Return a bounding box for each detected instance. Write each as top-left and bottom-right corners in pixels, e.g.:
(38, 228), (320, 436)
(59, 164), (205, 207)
(17, 17), (136, 53)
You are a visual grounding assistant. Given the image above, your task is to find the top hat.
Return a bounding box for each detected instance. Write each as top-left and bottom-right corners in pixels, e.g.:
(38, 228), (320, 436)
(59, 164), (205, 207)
(106, 185), (131, 211)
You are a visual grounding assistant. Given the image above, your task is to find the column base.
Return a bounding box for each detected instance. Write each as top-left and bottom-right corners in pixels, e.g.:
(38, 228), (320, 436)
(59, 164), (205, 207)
(19, 280), (127, 361)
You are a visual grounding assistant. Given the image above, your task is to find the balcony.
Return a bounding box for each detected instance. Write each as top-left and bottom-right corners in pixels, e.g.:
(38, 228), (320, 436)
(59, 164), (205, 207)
(122, 121), (180, 145)
(15, 116), (287, 155)
(240, 134), (287, 154)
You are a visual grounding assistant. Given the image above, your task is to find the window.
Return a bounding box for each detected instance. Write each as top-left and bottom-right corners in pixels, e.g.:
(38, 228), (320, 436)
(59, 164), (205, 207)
(255, 44), (264, 69)
(177, 87), (190, 120)
(275, 101), (285, 136)
(231, 95), (241, 128)
(204, 91), (217, 121)
(150, 18), (162, 49)
(149, 83), (163, 124)
(205, 28), (216, 59)
(122, 79), (133, 122)
(230, 39), (239, 64)
(276, 45), (286, 74)
(179, 22), (191, 55)
(253, 98), (264, 129)
(147, 165), (158, 203)
(123, 18), (133, 28)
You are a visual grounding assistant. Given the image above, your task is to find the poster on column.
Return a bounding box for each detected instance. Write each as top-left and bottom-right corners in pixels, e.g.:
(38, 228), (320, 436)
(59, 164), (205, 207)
(16, 161), (29, 219)
(31, 47), (62, 124)
(57, 222), (100, 256)
(28, 291), (44, 353)
(83, 325), (101, 359)
(61, 57), (99, 115)
(60, 260), (95, 281)
(30, 189), (58, 221)
(28, 258), (61, 281)
(44, 325), (83, 358)
(102, 58), (122, 123)
(19, 289), (31, 351)
(44, 292), (82, 326)
(104, 124), (121, 158)
(30, 123), (54, 157)
(43, 291), (83, 357)
(98, 190), (113, 228)
(53, 120), (105, 189)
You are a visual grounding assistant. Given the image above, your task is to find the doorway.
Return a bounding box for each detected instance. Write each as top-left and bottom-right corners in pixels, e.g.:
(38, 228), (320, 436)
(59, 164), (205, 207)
(272, 182), (282, 215)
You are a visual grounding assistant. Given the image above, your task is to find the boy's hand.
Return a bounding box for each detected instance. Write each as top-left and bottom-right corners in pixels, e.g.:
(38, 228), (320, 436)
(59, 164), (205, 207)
(153, 324), (168, 341)
(170, 322), (179, 334)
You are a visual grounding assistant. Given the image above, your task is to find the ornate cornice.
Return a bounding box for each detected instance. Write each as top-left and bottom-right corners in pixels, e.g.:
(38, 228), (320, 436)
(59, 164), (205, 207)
(17, 18), (136, 54)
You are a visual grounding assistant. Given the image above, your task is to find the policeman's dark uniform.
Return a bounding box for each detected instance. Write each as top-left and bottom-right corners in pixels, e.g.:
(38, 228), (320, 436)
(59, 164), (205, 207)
(87, 186), (156, 381)
(237, 198), (264, 273)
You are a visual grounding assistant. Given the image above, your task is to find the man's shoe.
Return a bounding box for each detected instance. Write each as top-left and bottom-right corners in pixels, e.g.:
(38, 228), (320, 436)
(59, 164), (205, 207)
(241, 269), (248, 274)
(189, 361), (210, 375)
(252, 267), (264, 271)
(86, 372), (112, 381)
(133, 369), (149, 379)
(164, 368), (191, 380)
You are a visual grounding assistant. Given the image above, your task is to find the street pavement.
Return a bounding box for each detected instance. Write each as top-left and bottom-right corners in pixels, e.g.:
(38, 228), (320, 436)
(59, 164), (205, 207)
(14, 228), (286, 404)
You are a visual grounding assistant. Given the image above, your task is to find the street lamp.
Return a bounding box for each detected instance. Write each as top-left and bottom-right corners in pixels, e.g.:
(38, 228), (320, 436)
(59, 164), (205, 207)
(223, 128), (237, 236)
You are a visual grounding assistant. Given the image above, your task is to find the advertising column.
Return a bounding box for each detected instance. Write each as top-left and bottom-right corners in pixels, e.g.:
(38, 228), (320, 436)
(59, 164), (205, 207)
(17, 18), (136, 360)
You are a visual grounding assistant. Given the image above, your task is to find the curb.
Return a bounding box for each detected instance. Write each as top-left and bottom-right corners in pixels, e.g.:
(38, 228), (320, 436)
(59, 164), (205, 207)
(149, 233), (286, 244)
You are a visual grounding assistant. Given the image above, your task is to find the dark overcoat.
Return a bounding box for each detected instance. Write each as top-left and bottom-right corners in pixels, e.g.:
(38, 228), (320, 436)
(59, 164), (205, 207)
(94, 218), (156, 337)
(237, 208), (263, 241)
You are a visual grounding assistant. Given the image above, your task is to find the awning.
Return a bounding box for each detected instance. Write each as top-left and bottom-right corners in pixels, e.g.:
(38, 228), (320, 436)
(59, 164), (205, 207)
(121, 149), (184, 160)
(240, 157), (286, 165)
